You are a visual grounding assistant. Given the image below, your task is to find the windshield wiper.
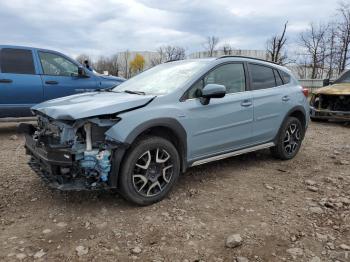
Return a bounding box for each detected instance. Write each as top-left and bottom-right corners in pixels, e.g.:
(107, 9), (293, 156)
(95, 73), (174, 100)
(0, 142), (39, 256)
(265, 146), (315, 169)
(123, 90), (146, 95)
(95, 87), (115, 92)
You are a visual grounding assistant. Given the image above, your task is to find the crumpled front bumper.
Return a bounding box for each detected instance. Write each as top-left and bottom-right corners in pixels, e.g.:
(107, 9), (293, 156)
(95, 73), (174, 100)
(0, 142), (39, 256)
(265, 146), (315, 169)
(19, 123), (98, 190)
(310, 106), (350, 121)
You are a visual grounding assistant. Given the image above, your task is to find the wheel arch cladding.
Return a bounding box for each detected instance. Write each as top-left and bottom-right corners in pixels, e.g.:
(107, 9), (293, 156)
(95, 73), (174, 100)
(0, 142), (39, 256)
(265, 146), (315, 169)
(288, 106), (307, 130)
(125, 118), (188, 173)
(275, 106), (307, 143)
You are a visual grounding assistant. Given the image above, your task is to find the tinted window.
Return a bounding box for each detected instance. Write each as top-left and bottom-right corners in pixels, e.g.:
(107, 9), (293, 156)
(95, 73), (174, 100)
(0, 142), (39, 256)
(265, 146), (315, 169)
(274, 69), (283, 86)
(250, 64), (276, 90)
(279, 70), (291, 84)
(188, 63), (246, 98)
(39, 52), (78, 76)
(0, 48), (35, 74)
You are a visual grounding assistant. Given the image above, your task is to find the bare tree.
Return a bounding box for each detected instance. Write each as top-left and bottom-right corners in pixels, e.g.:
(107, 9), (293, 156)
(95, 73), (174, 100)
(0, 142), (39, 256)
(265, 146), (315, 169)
(76, 54), (92, 65)
(120, 50), (131, 79)
(266, 21), (288, 64)
(221, 43), (234, 55)
(323, 22), (339, 78)
(203, 36), (220, 57)
(337, 1), (350, 73)
(300, 23), (328, 79)
(150, 47), (165, 66)
(109, 54), (120, 76)
(150, 45), (185, 66)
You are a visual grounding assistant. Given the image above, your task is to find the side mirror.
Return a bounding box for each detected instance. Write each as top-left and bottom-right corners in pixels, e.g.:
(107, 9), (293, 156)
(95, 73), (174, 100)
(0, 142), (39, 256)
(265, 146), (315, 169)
(78, 66), (88, 77)
(323, 78), (330, 86)
(200, 84), (226, 105)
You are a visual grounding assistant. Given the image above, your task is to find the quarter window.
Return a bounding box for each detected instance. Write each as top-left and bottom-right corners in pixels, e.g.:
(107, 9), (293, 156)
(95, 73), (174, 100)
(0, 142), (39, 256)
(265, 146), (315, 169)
(0, 48), (35, 74)
(279, 70), (291, 84)
(39, 52), (78, 76)
(187, 63), (246, 99)
(249, 64), (276, 90)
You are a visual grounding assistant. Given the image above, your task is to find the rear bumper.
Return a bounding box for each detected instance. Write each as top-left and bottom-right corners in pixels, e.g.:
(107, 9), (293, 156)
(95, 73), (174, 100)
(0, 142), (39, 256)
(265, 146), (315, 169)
(310, 106), (350, 121)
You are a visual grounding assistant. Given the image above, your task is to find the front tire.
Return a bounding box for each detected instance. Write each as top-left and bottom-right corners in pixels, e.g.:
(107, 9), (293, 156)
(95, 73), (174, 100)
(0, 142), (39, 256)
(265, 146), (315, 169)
(119, 136), (180, 206)
(271, 117), (304, 160)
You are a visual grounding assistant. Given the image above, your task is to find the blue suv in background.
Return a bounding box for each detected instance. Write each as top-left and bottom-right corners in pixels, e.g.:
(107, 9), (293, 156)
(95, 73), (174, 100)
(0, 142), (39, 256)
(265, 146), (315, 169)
(0, 45), (124, 117)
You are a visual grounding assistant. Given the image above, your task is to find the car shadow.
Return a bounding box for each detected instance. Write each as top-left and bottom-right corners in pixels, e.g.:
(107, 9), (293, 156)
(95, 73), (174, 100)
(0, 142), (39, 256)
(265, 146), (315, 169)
(46, 149), (276, 209)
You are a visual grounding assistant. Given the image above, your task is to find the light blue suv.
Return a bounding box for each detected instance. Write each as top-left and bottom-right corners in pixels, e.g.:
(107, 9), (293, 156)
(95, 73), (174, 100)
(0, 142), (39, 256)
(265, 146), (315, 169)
(20, 56), (309, 205)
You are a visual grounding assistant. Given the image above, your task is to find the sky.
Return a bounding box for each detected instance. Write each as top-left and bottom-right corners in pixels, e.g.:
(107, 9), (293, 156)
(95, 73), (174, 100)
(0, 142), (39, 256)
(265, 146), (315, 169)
(0, 0), (341, 58)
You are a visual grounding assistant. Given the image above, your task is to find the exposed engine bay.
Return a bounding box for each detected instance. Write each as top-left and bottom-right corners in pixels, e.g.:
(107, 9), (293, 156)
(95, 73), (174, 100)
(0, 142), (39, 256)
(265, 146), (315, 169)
(311, 94), (350, 112)
(21, 115), (122, 190)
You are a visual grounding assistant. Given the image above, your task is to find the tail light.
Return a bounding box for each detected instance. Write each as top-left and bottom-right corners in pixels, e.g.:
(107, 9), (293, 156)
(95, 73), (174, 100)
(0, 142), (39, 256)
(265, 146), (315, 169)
(302, 87), (309, 97)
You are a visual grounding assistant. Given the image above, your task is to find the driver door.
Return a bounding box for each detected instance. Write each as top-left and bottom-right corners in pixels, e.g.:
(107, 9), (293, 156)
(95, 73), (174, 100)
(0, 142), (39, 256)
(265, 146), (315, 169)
(38, 51), (98, 101)
(181, 63), (254, 161)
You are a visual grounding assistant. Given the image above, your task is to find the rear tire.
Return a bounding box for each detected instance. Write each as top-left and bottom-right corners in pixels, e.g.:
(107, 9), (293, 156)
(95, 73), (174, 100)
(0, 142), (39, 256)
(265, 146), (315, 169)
(118, 136), (180, 206)
(271, 117), (304, 160)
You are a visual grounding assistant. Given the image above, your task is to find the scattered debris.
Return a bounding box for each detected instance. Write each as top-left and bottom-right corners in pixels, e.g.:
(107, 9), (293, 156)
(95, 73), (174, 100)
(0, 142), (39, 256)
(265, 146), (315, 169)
(235, 257), (249, 262)
(131, 246), (142, 254)
(286, 247), (303, 257)
(9, 135), (18, 140)
(307, 186), (319, 192)
(225, 234), (242, 248)
(42, 229), (52, 234)
(76, 246), (89, 256)
(305, 180), (317, 186)
(34, 249), (46, 259)
(56, 222), (67, 228)
(339, 244), (350, 251)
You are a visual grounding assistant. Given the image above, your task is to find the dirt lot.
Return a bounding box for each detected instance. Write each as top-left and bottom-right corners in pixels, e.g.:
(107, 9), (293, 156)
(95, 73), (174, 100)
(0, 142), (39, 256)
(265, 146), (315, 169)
(0, 122), (349, 262)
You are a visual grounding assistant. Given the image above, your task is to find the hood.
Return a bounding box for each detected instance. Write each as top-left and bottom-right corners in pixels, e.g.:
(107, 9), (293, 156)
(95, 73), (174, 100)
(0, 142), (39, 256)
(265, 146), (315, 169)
(32, 92), (155, 120)
(96, 74), (125, 82)
(313, 83), (350, 95)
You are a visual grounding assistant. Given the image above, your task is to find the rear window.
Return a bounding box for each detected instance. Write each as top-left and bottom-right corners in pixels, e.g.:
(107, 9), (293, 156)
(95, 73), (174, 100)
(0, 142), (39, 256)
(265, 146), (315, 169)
(0, 48), (35, 74)
(249, 64), (276, 90)
(279, 70), (291, 84)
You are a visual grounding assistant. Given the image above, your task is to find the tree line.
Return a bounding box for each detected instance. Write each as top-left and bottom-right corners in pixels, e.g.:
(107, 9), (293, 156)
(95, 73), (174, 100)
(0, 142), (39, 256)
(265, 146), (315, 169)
(77, 1), (350, 80)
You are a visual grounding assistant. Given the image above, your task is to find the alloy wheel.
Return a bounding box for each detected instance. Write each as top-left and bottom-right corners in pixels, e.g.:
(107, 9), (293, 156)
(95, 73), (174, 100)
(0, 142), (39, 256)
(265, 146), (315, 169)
(132, 148), (174, 197)
(283, 123), (301, 155)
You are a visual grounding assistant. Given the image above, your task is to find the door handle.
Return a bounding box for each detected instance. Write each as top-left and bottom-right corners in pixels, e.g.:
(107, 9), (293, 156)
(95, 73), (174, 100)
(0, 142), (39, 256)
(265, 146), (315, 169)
(241, 100), (252, 107)
(282, 95), (290, 102)
(45, 80), (58, 85)
(0, 79), (13, 83)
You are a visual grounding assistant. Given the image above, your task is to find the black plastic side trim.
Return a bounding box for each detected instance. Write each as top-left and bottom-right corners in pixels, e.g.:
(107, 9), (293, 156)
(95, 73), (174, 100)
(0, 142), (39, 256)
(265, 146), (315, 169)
(125, 118), (188, 172)
(273, 106), (307, 144)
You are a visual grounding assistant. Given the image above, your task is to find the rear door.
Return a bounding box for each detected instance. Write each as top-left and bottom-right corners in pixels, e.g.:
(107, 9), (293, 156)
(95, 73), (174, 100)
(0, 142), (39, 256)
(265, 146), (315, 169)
(0, 48), (43, 117)
(37, 51), (98, 101)
(249, 63), (293, 143)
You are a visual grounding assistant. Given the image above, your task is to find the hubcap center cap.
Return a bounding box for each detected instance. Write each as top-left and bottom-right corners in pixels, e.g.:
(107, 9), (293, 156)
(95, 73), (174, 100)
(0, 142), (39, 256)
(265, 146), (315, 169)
(147, 164), (161, 181)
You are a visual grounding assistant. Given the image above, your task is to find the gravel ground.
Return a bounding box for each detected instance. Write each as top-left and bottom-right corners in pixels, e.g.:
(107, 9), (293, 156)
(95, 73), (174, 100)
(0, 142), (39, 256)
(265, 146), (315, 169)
(0, 121), (349, 262)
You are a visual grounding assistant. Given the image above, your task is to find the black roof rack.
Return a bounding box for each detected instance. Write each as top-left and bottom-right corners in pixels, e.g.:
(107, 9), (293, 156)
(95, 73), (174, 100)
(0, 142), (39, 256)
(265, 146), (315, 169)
(217, 55), (279, 65)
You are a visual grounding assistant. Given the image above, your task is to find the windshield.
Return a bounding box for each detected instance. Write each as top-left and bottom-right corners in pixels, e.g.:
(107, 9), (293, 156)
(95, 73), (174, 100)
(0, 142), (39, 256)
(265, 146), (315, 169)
(335, 70), (350, 84)
(113, 60), (209, 95)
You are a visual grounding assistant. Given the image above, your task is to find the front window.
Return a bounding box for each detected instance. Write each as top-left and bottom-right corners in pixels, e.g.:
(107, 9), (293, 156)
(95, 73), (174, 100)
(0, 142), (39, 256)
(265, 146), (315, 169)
(39, 52), (78, 77)
(186, 63), (246, 99)
(113, 60), (209, 95)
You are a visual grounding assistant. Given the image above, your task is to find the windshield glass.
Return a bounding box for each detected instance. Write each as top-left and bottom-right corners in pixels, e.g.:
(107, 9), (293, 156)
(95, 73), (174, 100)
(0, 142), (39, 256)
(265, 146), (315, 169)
(335, 70), (350, 84)
(113, 60), (209, 95)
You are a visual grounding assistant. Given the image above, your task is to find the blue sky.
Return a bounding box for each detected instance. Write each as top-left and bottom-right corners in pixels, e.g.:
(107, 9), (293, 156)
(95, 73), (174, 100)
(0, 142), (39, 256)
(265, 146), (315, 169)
(0, 0), (340, 58)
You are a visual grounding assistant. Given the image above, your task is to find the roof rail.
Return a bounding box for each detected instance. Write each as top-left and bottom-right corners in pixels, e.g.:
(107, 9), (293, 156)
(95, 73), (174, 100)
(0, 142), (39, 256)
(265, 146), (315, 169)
(217, 55), (279, 65)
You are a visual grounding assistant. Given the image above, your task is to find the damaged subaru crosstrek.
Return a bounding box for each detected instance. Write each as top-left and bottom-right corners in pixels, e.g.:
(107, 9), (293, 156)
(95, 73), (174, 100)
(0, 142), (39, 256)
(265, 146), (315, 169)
(20, 56), (309, 205)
